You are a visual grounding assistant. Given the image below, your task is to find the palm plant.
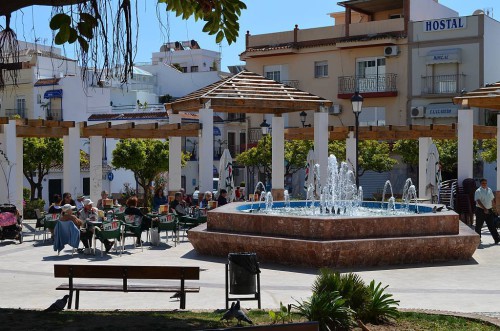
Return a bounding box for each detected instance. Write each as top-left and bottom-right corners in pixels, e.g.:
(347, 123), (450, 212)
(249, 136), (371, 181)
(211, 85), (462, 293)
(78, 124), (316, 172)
(293, 291), (354, 331)
(312, 269), (370, 315)
(360, 280), (400, 324)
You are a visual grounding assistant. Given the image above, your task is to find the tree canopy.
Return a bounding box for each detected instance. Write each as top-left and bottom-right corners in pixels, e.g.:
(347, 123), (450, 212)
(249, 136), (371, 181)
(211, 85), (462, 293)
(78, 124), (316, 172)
(0, 0), (247, 88)
(111, 138), (189, 206)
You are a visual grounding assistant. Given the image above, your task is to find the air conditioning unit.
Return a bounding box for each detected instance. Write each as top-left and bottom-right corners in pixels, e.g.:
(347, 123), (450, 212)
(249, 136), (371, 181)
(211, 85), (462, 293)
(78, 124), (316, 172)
(384, 45), (399, 57)
(411, 106), (425, 118)
(329, 104), (342, 115)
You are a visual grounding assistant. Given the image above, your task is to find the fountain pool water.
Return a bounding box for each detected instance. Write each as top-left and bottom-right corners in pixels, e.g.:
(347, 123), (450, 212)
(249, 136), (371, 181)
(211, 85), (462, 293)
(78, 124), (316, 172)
(188, 154), (480, 268)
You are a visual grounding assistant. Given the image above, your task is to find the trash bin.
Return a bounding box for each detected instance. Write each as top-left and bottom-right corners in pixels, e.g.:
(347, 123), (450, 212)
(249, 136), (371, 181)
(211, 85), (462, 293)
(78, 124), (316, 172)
(228, 252), (260, 294)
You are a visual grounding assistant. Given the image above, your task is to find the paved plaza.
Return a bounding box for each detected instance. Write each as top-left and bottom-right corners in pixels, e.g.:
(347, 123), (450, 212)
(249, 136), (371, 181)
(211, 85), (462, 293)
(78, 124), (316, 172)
(1, 221), (500, 316)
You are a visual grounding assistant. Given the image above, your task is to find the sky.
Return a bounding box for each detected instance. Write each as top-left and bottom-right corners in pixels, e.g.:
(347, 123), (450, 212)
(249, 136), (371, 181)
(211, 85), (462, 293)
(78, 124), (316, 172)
(2, 0), (500, 71)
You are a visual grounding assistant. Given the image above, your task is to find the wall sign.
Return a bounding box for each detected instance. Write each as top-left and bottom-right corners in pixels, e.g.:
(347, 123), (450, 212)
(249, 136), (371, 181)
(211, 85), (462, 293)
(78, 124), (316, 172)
(426, 103), (459, 118)
(424, 17), (466, 32)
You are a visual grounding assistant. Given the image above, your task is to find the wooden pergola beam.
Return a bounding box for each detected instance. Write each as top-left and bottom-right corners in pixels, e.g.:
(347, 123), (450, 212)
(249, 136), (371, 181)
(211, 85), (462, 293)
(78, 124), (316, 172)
(16, 126), (69, 138)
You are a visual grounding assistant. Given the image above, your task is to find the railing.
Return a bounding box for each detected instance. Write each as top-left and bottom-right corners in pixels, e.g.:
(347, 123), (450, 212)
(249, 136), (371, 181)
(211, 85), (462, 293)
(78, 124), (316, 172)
(421, 74), (466, 95)
(5, 108), (26, 118)
(248, 128), (263, 143)
(47, 109), (63, 121)
(227, 113), (246, 122)
(338, 74), (398, 94)
(281, 80), (299, 89)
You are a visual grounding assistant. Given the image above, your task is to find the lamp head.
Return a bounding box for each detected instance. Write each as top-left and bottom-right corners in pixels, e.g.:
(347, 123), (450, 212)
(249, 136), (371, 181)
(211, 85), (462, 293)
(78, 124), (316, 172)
(351, 91), (363, 114)
(260, 119), (271, 135)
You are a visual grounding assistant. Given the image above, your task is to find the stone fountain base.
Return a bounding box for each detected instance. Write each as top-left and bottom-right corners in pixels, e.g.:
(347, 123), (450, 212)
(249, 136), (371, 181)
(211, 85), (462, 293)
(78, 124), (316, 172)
(188, 203), (480, 268)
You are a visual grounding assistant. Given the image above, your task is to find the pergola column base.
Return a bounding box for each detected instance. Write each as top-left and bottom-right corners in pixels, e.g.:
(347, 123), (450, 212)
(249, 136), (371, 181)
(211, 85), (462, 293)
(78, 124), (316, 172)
(271, 189), (284, 201)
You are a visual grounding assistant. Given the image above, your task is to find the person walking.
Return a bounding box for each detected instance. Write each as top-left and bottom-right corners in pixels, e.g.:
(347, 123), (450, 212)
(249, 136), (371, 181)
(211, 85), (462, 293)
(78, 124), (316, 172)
(474, 178), (500, 244)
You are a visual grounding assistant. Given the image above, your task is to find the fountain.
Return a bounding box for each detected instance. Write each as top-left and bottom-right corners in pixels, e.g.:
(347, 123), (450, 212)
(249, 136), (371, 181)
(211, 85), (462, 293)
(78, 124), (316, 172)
(189, 155), (479, 268)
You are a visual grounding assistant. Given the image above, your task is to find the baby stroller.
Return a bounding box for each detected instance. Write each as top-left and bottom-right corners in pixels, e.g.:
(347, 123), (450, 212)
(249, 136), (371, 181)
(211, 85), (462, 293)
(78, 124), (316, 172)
(0, 204), (23, 244)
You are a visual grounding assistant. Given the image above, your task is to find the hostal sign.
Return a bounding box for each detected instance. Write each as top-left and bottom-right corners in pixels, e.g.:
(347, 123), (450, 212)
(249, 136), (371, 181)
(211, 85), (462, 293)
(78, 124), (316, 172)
(424, 17), (466, 32)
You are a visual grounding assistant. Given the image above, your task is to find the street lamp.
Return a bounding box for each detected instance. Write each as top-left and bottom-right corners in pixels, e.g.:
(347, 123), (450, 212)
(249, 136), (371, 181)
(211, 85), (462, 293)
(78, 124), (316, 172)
(299, 111), (312, 128)
(351, 91), (363, 189)
(260, 119), (271, 135)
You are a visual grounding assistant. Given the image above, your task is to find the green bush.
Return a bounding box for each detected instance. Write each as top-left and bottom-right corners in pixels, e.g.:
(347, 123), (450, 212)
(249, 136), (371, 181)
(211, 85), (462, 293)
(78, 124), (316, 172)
(293, 291), (354, 331)
(23, 199), (45, 219)
(23, 188), (31, 201)
(359, 280), (400, 324)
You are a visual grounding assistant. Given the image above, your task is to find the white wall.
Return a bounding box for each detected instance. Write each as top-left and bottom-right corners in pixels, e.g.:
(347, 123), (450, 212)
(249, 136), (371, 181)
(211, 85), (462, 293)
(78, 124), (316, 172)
(410, 0), (458, 22)
(151, 48), (220, 71)
(483, 15), (500, 85)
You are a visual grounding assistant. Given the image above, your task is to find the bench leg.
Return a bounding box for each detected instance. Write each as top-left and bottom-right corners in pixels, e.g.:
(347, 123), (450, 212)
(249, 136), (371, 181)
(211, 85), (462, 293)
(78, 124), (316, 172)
(180, 292), (186, 309)
(75, 290), (80, 310)
(68, 290), (73, 309)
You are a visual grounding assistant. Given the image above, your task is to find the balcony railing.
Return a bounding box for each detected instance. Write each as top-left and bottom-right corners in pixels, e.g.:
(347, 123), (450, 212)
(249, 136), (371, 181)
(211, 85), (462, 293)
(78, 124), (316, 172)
(338, 74), (398, 95)
(5, 108), (26, 118)
(249, 128), (263, 143)
(421, 74), (465, 95)
(47, 109), (63, 121)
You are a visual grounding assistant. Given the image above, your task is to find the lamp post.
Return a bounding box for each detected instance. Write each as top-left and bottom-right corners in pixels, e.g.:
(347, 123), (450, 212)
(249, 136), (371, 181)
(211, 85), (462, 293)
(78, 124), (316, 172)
(351, 91), (363, 189)
(260, 119), (271, 136)
(299, 111), (312, 128)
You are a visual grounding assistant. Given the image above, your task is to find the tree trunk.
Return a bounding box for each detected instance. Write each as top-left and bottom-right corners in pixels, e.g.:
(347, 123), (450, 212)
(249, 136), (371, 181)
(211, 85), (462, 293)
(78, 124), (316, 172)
(30, 182), (37, 200)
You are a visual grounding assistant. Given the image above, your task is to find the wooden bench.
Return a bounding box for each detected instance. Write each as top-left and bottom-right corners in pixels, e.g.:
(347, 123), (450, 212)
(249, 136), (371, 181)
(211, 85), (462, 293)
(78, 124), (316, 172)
(54, 264), (200, 310)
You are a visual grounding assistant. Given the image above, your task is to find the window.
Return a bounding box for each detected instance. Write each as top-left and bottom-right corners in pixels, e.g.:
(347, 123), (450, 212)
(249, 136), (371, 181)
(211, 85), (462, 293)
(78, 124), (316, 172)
(265, 71), (281, 82)
(16, 97), (26, 117)
(191, 66), (199, 72)
(314, 61), (328, 78)
(181, 67), (188, 73)
(359, 107), (385, 127)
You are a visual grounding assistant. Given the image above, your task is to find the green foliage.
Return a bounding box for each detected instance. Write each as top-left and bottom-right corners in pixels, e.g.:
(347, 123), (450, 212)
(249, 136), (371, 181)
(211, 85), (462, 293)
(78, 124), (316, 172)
(23, 199), (46, 219)
(285, 140), (314, 176)
(360, 280), (400, 324)
(23, 188), (31, 202)
(358, 140), (397, 176)
(293, 291), (354, 331)
(49, 11), (97, 52)
(23, 138), (64, 200)
(269, 302), (292, 324)
(328, 140), (346, 161)
(393, 140), (419, 167)
(112, 139), (189, 206)
(481, 138), (496, 163)
(312, 269), (370, 315)
(159, 0), (247, 45)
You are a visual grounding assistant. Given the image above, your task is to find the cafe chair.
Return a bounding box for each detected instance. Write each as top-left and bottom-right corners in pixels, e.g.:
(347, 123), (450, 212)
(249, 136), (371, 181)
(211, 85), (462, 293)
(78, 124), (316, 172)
(122, 215), (143, 252)
(34, 209), (46, 241)
(95, 220), (123, 257)
(53, 220), (79, 256)
(43, 213), (60, 242)
(157, 214), (178, 246)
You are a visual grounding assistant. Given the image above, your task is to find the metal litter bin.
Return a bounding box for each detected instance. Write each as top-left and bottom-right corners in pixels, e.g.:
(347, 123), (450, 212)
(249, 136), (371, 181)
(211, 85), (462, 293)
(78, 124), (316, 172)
(228, 252), (260, 294)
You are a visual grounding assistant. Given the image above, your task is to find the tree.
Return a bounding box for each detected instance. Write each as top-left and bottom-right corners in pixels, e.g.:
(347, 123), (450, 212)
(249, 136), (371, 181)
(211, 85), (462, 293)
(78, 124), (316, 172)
(328, 140), (346, 162)
(23, 138), (64, 200)
(236, 135), (272, 181)
(111, 138), (189, 206)
(0, 0), (247, 88)
(358, 140), (397, 176)
(393, 140), (419, 170)
(284, 140), (314, 177)
(481, 138), (496, 163)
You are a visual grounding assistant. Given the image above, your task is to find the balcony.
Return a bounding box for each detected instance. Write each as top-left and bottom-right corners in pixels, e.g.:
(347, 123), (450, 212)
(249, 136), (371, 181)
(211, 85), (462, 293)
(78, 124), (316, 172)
(249, 128), (263, 143)
(421, 74), (465, 96)
(47, 109), (63, 121)
(338, 74), (398, 99)
(5, 108), (27, 118)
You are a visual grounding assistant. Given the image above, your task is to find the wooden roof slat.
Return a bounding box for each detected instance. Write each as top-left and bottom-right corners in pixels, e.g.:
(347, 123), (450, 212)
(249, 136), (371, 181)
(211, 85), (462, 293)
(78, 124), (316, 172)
(16, 126), (69, 138)
(158, 123), (181, 130)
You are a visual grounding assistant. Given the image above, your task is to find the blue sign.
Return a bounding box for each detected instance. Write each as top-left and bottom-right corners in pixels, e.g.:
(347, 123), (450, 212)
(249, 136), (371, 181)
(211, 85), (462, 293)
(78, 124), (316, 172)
(424, 17), (466, 32)
(107, 172), (114, 181)
(44, 89), (63, 99)
(213, 127), (221, 136)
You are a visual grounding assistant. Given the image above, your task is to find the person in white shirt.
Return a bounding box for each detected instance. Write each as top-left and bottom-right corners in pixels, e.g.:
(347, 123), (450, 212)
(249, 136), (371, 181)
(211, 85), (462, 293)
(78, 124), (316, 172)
(75, 194), (85, 211)
(474, 178), (500, 244)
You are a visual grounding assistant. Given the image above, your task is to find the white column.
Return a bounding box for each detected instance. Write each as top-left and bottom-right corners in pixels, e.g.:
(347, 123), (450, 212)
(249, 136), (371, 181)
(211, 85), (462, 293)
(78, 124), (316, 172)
(168, 114), (182, 194)
(418, 137), (432, 199)
(0, 120), (22, 210)
(346, 132), (356, 173)
(199, 108), (214, 194)
(89, 136), (103, 204)
(458, 108), (474, 184)
(271, 116), (285, 198)
(314, 112), (328, 188)
(63, 126), (81, 197)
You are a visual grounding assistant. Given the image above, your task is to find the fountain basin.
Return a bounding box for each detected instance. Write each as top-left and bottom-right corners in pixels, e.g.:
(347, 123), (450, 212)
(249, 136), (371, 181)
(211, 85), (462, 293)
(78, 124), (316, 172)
(189, 202), (480, 268)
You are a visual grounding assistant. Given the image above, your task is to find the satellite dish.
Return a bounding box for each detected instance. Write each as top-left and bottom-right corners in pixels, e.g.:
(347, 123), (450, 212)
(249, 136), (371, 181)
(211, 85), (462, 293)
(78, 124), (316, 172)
(473, 9), (485, 15)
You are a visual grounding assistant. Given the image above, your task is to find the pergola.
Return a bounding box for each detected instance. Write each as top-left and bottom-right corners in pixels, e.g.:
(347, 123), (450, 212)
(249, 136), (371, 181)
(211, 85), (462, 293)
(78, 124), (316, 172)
(165, 70), (332, 199)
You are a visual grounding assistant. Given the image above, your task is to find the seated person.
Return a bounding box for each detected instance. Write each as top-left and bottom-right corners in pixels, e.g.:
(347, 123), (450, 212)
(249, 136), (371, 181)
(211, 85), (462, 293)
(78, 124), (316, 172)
(78, 199), (114, 252)
(192, 186), (200, 206)
(217, 189), (228, 207)
(124, 196), (152, 246)
(180, 188), (192, 206)
(58, 204), (93, 254)
(48, 194), (62, 214)
(61, 192), (76, 207)
(152, 187), (168, 212)
(199, 191), (213, 209)
(169, 192), (187, 216)
(96, 190), (109, 209)
(75, 194), (85, 211)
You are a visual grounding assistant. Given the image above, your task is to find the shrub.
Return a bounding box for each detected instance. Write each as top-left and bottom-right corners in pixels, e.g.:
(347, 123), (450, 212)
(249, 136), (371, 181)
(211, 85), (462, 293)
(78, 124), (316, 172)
(360, 280), (399, 324)
(23, 188), (31, 201)
(23, 199), (46, 219)
(312, 269), (370, 315)
(293, 291), (354, 331)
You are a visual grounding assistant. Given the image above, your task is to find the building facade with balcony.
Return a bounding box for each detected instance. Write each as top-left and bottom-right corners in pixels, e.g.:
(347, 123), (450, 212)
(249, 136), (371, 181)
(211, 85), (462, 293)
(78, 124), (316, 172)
(409, 12), (500, 125)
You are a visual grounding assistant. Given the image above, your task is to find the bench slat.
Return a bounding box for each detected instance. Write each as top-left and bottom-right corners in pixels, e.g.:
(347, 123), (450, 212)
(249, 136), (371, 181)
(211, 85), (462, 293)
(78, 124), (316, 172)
(54, 265), (200, 280)
(56, 283), (200, 293)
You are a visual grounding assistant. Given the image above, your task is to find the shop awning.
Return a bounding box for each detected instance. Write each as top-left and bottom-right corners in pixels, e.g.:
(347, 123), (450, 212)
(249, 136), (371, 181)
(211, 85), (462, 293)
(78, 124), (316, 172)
(426, 49), (461, 64)
(44, 89), (63, 99)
